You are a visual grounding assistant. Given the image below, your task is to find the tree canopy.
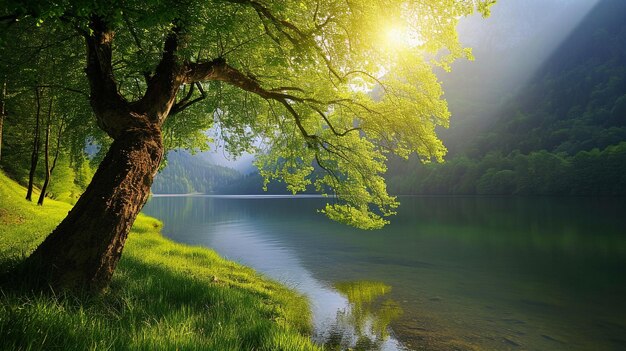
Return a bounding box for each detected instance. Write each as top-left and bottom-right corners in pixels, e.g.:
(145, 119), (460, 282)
(2, 0), (495, 229)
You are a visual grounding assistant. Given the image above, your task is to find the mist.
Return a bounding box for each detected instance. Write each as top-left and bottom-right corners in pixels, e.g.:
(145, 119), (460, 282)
(439, 0), (601, 154)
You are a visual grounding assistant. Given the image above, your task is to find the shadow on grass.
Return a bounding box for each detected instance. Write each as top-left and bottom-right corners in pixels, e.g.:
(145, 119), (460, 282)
(0, 253), (318, 351)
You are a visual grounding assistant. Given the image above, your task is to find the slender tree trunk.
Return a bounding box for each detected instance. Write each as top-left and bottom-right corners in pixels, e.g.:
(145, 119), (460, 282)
(37, 95), (54, 205)
(0, 78), (6, 163)
(25, 121), (163, 290)
(26, 87), (42, 201)
(41, 116), (65, 204)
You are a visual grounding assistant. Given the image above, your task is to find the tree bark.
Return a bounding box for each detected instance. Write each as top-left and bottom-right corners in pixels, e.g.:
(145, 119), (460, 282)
(26, 87), (42, 201)
(25, 121), (163, 291)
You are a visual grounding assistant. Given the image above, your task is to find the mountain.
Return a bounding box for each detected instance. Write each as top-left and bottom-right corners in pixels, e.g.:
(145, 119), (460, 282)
(473, 0), (626, 156)
(437, 0), (602, 156)
(388, 0), (626, 195)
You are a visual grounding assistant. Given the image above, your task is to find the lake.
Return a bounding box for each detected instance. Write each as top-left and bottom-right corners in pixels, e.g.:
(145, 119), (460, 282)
(142, 196), (626, 351)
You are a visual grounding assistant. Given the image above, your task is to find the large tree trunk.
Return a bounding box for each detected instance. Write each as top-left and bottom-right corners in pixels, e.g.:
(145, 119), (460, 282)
(20, 16), (181, 292)
(25, 123), (163, 291)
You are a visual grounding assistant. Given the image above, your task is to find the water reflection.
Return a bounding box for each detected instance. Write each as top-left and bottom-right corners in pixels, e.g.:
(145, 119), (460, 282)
(323, 281), (404, 351)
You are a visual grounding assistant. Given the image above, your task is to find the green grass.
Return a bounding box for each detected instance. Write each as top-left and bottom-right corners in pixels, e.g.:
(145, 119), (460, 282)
(0, 170), (321, 350)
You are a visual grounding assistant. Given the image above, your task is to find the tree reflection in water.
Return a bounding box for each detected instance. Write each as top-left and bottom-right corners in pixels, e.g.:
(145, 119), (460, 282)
(324, 281), (404, 350)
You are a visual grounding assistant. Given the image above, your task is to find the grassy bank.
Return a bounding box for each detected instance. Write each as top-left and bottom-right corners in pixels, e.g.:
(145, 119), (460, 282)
(0, 171), (320, 350)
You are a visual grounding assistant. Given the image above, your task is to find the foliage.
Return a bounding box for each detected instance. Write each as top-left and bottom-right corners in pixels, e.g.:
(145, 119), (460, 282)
(0, 16), (96, 200)
(0, 170), (319, 350)
(1, 0), (495, 228)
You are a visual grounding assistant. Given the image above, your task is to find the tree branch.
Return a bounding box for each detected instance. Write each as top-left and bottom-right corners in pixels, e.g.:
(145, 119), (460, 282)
(122, 14), (151, 83)
(0, 14), (18, 25)
(170, 83), (207, 115)
(36, 84), (88, 98)
(135, 24), (186, 122)
(185, 58), (318, 143)
(84, 15), (132, 138)
(226, 0), (306, 46)
(307, 103), (360, 137)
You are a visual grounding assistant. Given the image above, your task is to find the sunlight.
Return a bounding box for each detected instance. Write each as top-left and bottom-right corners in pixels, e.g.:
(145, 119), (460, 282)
(386, 26), (407, 47)
(384, 25), (423, 49)
(455, 0), (602, 91)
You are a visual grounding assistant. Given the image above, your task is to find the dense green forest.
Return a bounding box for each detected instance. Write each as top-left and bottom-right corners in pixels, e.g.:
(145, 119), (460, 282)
(151, 151), (240, 194)
(0, 25), (97, 204)
(388, 144), (626, 195)
(218, 171), (302, 195)
(386, 0), (626, 196)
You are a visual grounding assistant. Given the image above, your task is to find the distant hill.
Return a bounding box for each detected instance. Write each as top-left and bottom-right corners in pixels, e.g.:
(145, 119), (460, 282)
(216, 172), (293, 195)
(151, 150), (241, 194)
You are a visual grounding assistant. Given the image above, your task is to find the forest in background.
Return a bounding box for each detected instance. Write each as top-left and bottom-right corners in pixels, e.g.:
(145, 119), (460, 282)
(0, 24), (97, 204)
(151, 151), (239, 194)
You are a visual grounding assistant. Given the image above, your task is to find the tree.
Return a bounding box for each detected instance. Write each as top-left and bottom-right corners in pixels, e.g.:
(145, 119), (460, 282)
(25, 87), (42, 201)
(3, 0), (495, 291)
(0, 78), (5, 162)
(37, 94), (67, 206)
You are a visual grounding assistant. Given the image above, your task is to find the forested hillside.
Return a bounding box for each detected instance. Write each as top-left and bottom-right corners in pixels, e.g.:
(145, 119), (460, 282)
(389, 0), (626, 195)
(476, 0), (626, 156)
(151, 151), (240, 194)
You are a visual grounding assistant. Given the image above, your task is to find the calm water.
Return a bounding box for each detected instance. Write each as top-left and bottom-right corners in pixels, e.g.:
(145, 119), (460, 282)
(142, 196), (626, 351)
